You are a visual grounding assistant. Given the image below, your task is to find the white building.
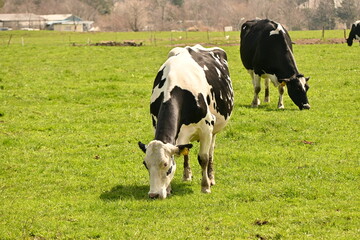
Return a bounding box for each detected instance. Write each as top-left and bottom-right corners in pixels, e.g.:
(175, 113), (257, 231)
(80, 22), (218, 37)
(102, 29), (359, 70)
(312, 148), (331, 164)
(0, 13), (93, 31)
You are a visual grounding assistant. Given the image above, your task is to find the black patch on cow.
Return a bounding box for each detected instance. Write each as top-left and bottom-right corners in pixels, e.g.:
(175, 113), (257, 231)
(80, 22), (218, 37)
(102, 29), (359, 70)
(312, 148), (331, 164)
(187, 47), (233, 120)
(159, 78), (166, 88)
(205, 120), (211, 126)
(151, 86), (207, 144)
(152, 66), (165, 89)
(150, 92), (164, 128)
(206, 95), (211, 105)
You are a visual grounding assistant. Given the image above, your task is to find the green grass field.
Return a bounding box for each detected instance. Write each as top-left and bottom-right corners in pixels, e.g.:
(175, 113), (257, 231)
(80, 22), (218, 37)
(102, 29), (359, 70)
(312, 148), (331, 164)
(0, 30), (359, 239)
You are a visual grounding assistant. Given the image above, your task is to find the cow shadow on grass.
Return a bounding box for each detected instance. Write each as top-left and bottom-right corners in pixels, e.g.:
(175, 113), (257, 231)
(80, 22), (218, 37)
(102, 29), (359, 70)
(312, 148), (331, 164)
(100, 182), (194, 201)
(238, 104), (298, 112)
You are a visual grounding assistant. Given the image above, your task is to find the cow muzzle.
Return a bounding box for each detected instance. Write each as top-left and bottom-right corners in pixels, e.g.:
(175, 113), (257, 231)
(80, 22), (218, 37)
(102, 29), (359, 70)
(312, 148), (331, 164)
(302, 103), (311, 110)
(149, 192), (167, 199)
(149, 193), (160, 199)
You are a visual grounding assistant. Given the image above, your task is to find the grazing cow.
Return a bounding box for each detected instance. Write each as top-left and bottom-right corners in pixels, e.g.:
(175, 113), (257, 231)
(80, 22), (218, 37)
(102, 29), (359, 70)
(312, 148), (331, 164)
(138, 44), (234, 199)
(347, 20), (360, 46)
(240, 19), (310, 110)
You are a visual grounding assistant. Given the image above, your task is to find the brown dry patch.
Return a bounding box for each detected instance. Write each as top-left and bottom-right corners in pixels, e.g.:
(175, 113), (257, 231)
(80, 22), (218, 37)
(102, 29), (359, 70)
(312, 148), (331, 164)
(73, 41), (143, 47)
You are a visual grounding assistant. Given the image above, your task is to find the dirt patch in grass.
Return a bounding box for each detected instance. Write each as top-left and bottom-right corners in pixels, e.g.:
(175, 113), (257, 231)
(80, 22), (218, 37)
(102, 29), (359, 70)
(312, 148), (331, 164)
(73, 41), (143, 47)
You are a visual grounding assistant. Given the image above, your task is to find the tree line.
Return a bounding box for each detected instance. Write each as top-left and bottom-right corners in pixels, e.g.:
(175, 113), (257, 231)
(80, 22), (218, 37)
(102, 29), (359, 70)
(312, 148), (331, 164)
(1, 0), (359, 31)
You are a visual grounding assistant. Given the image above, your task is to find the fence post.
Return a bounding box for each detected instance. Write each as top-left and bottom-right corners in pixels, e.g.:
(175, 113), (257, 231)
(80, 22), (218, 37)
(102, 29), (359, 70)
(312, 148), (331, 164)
(171, 32), (173, 46)
(322, 26), (325, 39)
(7, 34), (13, 46)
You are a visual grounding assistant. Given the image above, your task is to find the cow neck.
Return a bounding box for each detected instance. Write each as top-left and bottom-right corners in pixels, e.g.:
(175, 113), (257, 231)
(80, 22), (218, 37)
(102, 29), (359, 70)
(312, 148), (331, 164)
(154, 98), (181, 145)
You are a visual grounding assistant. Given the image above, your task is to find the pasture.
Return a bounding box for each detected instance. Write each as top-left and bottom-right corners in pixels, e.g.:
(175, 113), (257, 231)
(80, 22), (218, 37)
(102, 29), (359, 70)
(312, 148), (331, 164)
(0, 30), (359, 239)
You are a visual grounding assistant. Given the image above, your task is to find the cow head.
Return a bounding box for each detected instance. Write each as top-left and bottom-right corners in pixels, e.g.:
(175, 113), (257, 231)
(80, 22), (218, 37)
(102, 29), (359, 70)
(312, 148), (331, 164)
(138, 140), (193, 199)
(347, 37), (354, 47)
(282, 75), (310, 110)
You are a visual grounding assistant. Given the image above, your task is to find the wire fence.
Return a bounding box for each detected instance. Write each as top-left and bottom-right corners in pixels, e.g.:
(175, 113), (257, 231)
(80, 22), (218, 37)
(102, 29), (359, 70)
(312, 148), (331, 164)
(0, 29), (349, 47)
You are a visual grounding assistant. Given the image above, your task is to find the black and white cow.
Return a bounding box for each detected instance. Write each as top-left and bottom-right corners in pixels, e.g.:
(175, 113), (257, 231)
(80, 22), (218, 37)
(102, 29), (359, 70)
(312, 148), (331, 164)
(138, 44), (234, 199)
(347, 20), (360, 46)
(240, 19), (310, 110)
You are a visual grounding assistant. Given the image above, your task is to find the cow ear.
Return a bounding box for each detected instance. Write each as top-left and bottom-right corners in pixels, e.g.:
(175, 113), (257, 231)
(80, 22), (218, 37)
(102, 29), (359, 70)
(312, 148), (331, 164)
(177, 144), (193, 156)
(138, 141), (147, 153)
(305, 77), (310, 82)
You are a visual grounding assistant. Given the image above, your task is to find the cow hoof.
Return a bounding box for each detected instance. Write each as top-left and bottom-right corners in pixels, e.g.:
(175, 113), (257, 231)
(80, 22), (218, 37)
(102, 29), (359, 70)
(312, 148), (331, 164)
(278, 105), (284, 109)
(251, 100), (260, 107)
(264, 97), (270, 103)
(201, 188), (211, 194)
(210, 179), (216, 186)
(183, 176), (192, 181)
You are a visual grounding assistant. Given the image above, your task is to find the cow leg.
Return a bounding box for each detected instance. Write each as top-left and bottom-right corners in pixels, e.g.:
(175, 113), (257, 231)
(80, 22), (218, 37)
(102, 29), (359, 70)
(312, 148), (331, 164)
(251, 74), (261, 107)
(198, 133), (212, 194)
(166, 184), (172, 196)
(198, 154), (211, 193)
(264, 78), (270, 103)
(207, 135), (216, 186)
(278, 85), (285, 109)
(183, 154), (192, 181)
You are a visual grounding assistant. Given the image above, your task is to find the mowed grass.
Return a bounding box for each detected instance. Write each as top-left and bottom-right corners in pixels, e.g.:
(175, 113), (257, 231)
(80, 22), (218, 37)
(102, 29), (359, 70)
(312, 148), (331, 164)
(0, 31), (359, 239)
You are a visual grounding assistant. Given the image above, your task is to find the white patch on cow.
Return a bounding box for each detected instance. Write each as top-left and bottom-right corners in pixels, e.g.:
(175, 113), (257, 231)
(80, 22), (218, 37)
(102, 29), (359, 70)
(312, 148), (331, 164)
(210, 52), (222, 66)
(269, 23), (286, 36)
(167, 47), (187, 58)
(176, 110), (216, 143)
(261, 73), (280, 87)
(355, 34), (360, 40)
(222, 59), (228, 67)
(219, 91), (223, 100)
(355, 20), (360, 25)
(215, 67), (221, 78)
(203, 65), (209, 71)
(152, 50), (210, 103)
(298, 76), (307, 92)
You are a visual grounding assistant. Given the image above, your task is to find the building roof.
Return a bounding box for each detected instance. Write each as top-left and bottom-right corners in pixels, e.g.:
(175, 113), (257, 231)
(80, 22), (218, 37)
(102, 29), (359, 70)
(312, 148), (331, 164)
(0, 13), (45, 21)
(49, 21), (94, 26)
(41, 14), (82, 22)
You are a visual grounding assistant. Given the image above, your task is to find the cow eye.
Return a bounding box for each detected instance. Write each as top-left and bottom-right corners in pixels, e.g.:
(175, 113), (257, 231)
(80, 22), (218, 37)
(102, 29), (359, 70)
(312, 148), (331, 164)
(166, 165), (173, 176)
(143, 161), (148, 170)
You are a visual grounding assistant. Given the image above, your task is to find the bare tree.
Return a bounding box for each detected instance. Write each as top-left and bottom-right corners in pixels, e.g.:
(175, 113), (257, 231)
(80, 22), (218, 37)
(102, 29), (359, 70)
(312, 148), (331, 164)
(337, 0), (359, 28)
(114, 0), (148, 32)
(308, 0), (336, 30)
